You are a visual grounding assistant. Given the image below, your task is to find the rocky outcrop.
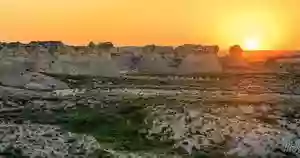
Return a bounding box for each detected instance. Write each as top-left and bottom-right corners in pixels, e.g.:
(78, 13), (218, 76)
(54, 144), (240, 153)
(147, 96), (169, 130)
(221, 45), (250, 72)
(151, 46), (174, 55)
(0, 69), (69, 90)
(48, 53), (121, 77)
(137, 53), (178, 74)
(147, 99), (300, 157)
(174, 44), (201, 58)
(112, 51), (140, 74)
(0, 46), (16, 57)
(0, 47), (69, 90)
(0, 71), (299, 157)
(113, 45), (177, 74)
(88, 54), (121, 77)
(0, 122), (101, 158)
(27, 45), (57, 72)
(177, 45), (222, 74)
(0, 41), (227, 76)
(113, 46), (143, 55)
(115, 45), (222, 75)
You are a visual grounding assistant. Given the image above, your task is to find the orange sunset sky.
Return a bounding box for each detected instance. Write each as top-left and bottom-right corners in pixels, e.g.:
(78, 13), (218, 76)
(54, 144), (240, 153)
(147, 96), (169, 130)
(0, 0), (299, 50)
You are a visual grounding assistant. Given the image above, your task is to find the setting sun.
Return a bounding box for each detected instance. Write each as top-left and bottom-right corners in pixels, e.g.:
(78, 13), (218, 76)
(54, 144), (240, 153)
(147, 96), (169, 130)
(0, 0), (298, 49)
(244, 38), (260, 50)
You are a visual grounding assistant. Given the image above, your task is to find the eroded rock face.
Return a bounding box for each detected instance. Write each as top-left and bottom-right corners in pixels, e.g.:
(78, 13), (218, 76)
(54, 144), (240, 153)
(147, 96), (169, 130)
(146, 103), (300, 157)
(114, 46), (143, 56)
(28, 46), (57, 72)
(0, 41), (226, 76)
(174, 44), (201, 58)
(88, 54), (121, 77)
(177, 45), (222, 74)
(137, 53), (178, 74)
(50, 54), (121, 77)
(0, 122), (101, 158)
(112, 52), (141, 74)
(221, 45), (250, 72)
(0, 66), (69, 90)
(152, 46), (174, 54)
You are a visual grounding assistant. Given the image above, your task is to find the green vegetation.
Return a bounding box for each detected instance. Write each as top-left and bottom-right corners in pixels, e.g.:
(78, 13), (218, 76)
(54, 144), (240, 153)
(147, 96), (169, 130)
(0, 146), (29, 158)
(60, 101), (176, 151)
(61, 106), (158, 151)
(193, 152), (210, 158)
(23, 98), (175, 152)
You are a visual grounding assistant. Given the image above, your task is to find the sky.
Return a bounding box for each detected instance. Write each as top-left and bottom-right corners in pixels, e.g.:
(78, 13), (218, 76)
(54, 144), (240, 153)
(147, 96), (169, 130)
(0, 0), (300, 50)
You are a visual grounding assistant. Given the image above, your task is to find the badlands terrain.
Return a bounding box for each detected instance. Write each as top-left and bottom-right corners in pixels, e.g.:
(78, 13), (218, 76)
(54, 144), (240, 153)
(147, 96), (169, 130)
(0, 41), (300, 158)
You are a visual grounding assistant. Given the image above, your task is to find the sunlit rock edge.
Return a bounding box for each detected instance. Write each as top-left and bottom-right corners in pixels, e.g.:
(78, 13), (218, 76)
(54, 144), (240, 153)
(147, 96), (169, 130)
(0, 42), (237, 78)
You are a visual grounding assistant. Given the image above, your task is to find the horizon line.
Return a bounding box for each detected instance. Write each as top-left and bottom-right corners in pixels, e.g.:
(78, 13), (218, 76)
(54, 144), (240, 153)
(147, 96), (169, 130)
(1, 40), (300, 51)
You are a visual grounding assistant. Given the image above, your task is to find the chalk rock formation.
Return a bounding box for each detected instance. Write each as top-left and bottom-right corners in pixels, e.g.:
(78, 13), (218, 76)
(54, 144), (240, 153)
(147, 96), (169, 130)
(49, 53), (120, 77)
(2, 43), (29, 57)
(152, 46), (176, 60)
(88, 53), (121, 77)
(112, 51), (141, 74)
(48, 42), (120, 77)
(27, 45), (57, 72)
(142, 45), (156, 54)
(0, 41), (227, 76)
(45, 54), (79, 75)
(97, 42), (115, 54)
(174, 44), (201, 58)
(111, 47), (143, 73)
(114, 46), (143, 55)
(0, 46), (16, 57)
(177, 45), (222, 74)
(0, 43), (68, 90)
(220, 45), (261, 73)
(137, 53), (177, 74)
(0, 45), (32, 76)
(111, 45), (177, 74)
(0, 64), (68, 90)
(222, 45), (249, 69)
(136, 45), (178, 74)
(152, 46), (174, 54)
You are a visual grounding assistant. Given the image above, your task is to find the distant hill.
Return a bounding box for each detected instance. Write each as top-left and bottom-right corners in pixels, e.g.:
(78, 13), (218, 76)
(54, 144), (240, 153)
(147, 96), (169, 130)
(243, 50), (300, 61)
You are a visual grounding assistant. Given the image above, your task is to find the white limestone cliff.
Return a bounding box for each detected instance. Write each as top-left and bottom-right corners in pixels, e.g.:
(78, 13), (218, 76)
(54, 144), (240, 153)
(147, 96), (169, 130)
(112, 51), (140, 74)
(137, 52), (178, 74)
(48, 53), (121, 77)
(0, 41), (227, 76)
(177, 45), (222, 74)
(0, 65), (68, 90)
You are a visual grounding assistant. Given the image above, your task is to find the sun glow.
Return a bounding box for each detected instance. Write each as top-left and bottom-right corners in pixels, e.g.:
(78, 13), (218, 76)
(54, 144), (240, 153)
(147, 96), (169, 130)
(244, 38), (260, 50)
(214, 8), (291, 50)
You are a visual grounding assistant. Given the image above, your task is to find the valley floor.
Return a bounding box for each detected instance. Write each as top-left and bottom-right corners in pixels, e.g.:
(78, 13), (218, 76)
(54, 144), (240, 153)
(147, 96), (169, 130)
(1, 73), (300, 158)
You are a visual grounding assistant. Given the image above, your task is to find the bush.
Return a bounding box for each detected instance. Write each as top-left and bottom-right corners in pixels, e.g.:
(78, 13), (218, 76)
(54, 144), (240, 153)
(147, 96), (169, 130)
(60, 104), (173, 151)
